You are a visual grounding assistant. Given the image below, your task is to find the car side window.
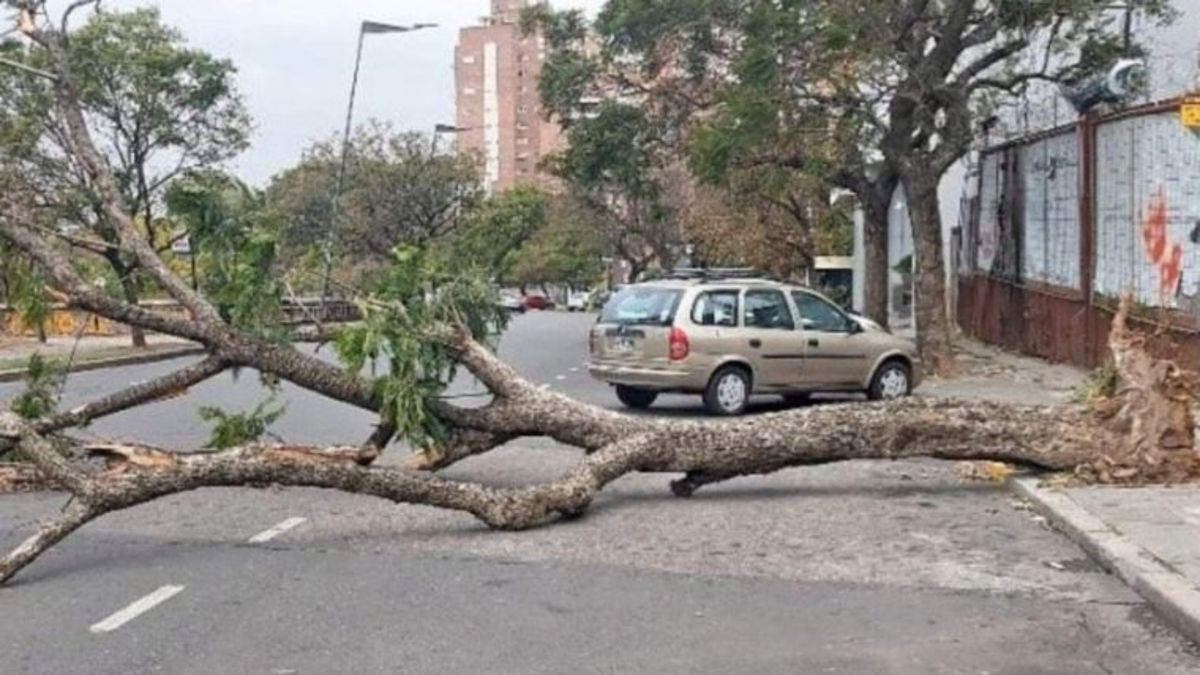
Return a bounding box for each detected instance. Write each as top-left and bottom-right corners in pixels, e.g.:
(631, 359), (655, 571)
(792, 291), (852, 333)
(691, 290), (739, 327)
(743, 290), (795, 330)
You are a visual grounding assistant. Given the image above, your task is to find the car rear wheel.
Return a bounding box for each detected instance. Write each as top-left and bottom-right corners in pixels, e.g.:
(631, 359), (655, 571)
(868, 361), (912, 401)
(615, 385), (658, 409)
(704, 365), (751, 416)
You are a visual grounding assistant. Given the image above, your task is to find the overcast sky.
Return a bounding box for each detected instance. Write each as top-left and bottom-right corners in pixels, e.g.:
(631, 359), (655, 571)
(45, 1), (1200, 186)
(61, 1), (605, 185)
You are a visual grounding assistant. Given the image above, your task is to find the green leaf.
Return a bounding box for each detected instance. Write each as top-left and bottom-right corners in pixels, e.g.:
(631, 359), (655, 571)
(198, 396), (287, 450)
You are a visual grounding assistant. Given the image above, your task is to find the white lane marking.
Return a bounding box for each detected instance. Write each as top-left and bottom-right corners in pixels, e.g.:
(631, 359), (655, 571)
(569, 367), (579, 372)
(90, 585), (185, 634)
(555, 375), (567, 381)
(248, 517), (308, 544)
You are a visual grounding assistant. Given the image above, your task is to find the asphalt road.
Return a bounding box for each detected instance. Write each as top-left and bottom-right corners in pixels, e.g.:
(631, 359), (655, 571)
(2, 311), (1199, 674)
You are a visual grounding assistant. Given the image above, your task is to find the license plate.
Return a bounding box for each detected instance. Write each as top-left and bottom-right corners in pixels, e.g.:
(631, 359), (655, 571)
(614, 337), (635, 352)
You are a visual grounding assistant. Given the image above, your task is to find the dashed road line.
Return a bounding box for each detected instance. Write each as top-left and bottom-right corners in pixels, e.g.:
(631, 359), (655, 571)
(90, 585), (185, 634)
(248, 517), (308, 544)
(555, 375), (567, 381)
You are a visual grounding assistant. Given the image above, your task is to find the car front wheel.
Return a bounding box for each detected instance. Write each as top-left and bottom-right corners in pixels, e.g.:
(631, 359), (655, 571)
(615, 385), (658, 409)
(704, 365), (751, 416)
(868, 361), (912, 401)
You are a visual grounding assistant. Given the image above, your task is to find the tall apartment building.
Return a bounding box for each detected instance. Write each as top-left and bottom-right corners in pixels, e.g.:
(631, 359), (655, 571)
(454, 0), (562, 193)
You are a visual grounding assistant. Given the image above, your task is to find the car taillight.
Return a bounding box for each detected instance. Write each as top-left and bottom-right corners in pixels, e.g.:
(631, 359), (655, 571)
(668, 327), (689, 361)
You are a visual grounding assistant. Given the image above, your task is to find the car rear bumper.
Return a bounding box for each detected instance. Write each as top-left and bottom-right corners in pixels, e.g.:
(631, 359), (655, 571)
(587, 361), (702, 391)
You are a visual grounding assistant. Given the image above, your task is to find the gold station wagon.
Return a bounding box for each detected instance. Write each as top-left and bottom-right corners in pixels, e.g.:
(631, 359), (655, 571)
(587, 271), (921, 415)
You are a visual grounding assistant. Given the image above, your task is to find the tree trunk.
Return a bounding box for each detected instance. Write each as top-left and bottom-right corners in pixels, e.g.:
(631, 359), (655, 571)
(626, 257), (645, 284)
(861, 185), (892, 328)
(117, 268), (147, 349)
(901, 168), (954, 375)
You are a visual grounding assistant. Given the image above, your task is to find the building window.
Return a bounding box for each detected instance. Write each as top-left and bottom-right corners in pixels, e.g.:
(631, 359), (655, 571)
(462, 56), (477, 64)
(517, 137), (529, 146)
(462, 87), (476, 96)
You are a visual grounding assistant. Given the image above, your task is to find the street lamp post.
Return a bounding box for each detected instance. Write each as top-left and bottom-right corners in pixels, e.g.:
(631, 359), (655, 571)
(432, 123), (474, 156)
(318, 20), (436, 318)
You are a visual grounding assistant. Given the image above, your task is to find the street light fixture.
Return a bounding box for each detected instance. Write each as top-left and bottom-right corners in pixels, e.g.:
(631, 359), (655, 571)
(318, 19), (437, 317)
(432, 123), (477, 154)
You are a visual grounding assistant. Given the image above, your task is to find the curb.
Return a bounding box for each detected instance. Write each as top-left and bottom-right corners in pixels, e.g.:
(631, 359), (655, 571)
(0, 345), (206, 383)
(1011, 477), (1200, 645)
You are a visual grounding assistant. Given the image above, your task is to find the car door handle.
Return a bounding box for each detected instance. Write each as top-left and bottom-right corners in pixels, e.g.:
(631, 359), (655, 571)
(749, 339), (762, 349)
(808, 339), (820, 348)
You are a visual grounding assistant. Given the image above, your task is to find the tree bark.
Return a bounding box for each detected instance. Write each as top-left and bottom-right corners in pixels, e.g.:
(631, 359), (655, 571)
(900, 167), (955, 375)
(861, 181), (894, 328)
(117, 268), (147, 348)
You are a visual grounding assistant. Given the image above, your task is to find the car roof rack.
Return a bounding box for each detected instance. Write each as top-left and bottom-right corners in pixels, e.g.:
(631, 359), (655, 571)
(665, 267), (772, 282)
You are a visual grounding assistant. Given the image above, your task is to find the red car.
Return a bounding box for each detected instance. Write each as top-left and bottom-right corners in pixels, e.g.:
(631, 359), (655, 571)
(521, 294), (555, 311)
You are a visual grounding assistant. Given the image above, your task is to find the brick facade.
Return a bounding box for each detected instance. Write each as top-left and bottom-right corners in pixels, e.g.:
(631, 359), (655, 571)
(454, 0), (562, 193)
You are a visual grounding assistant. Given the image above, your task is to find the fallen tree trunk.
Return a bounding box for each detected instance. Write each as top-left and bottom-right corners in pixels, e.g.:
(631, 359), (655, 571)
(2, 297), (1197, 584)
(0, 0), (1198, 587)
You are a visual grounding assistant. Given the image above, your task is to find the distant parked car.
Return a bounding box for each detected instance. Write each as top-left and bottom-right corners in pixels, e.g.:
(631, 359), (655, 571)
(499, 291), (525, 313)
(567, 290), (590, 312)
(522, 294), (555, 311)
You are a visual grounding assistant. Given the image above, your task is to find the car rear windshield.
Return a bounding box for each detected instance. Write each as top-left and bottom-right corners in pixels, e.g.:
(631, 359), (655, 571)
(599, 287), (682, 326)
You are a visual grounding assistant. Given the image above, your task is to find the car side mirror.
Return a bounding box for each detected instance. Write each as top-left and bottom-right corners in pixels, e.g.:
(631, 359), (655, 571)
(847, 320), (864, 335)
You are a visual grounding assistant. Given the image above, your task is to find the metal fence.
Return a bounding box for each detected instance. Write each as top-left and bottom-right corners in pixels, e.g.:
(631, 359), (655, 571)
(957, 97), (1200, 368)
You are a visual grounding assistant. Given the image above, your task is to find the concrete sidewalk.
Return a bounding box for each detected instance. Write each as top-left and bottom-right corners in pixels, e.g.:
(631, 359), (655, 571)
(0, 334), (203, 382)
(923, 338), (1200, 645)
(1014, 479), (1200, 645)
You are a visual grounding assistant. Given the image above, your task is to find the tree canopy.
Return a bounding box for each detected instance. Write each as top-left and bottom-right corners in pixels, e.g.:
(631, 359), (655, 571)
(0, 7), (251, 345)
(267, 123), (483, 282)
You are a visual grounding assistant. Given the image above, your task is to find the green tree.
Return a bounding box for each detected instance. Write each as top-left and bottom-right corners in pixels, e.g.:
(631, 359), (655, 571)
(445, 186), (552, 286)
(509, 195), (606, 291)
(267, 122), (482, 282)
(165, 173), (283, 339)
(0, 8), (251, 346)
(549, 102), (680, 281)
(0, 240), (52, 342)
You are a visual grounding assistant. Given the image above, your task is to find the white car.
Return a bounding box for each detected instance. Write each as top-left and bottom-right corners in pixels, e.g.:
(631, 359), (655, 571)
(498, 291), (525, 313)
(567, 290), (590, 312)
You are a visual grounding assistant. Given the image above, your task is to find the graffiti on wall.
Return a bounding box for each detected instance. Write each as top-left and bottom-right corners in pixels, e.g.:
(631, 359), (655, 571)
(1141, 186), (1183, 301)
(1094, 111), (1200, 311)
